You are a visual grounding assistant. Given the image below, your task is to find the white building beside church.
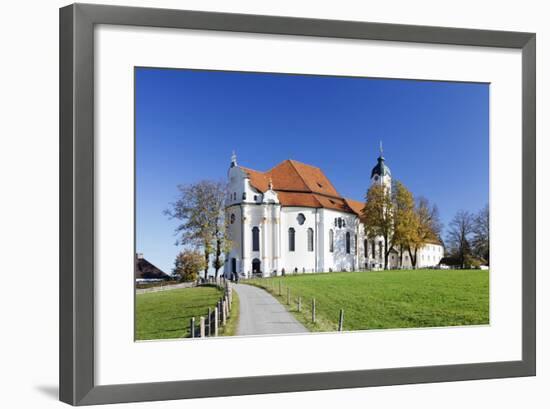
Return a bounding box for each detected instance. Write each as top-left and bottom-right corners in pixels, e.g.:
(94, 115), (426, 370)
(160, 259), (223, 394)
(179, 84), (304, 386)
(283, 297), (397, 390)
(223, 152), (443, 278)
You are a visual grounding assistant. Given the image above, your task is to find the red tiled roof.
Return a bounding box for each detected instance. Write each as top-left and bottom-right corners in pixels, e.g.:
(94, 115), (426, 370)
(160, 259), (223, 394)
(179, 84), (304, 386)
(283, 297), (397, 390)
(344, 198), (365, 217)
(241, 159), (364, 215)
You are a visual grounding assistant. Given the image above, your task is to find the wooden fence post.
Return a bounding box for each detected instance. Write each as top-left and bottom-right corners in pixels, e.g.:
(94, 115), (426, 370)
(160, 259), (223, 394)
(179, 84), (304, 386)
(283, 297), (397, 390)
(338, 309), (344, 332)
(214, 307), (219, 336)
(298, 296), (302, 312)
(279, 281), (282, 296)
(224, 295), (229, 317)
(222, 299), (227, 326)
(190, 317), (195, 338)
(207, 307), (211, 337)
(312, 298), (316, 323)
(200, 316), (205, 338)
(287, 287), (290, 305)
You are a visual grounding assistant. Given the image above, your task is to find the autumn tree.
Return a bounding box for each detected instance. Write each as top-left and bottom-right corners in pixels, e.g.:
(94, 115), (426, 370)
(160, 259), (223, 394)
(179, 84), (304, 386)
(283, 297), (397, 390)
(392, 181), (417, 267)
(362, 183), (395, 270)
(406, 197), (442, 269)
(164, 180), (230, 279)
(173, 250), (206, 282)
(472, 204), (489, 264)
(446, 210), (474, 268)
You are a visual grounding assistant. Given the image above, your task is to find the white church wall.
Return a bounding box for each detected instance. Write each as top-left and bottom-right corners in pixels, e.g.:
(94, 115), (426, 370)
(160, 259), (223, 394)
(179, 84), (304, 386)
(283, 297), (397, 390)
(318, 208), (358, 272)
(280, 207), (318, 274)
(224, 204), (243, 277)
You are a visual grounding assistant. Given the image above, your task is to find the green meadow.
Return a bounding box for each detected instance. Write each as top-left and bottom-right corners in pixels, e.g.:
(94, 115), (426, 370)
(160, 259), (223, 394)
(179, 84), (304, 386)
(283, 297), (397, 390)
(136, 285), (224, 340)
(246, 269), (489, 332)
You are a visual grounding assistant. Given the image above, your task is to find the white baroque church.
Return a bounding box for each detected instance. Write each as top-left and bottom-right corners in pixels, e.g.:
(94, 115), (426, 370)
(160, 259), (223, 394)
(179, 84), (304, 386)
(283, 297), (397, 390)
(223, 152), (443, 278)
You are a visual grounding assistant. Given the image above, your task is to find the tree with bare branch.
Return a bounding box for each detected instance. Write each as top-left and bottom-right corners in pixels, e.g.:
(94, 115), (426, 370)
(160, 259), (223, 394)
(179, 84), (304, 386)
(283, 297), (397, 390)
(164, 180), (230, 279)
(472, 204), (489, 264)
(446, 210), (475, 268)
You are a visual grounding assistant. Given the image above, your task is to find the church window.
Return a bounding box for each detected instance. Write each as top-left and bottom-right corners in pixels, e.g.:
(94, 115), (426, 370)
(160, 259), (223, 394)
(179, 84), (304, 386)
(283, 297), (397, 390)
(329, 230), (334, 253)
(233, 192), (236, 200)
(253, 195), (258, 201)
(346, 232), (351, 254)
(371, 241), (376, 258)
(230, 213), (235, 224)
(342, 219), (346, 227)
(307, 228), (314, 252)
(354, 234), (357, 254)
(378, 241), (383, 258)
(338, 218), (342, 228)
(334, 218), (337, 227)
(252, 227), (260, 252)
(364, 239), (368, 257)
(242, 192), (246, 200)
(288, 228), (295, 252)
(297, 213), (306, 225)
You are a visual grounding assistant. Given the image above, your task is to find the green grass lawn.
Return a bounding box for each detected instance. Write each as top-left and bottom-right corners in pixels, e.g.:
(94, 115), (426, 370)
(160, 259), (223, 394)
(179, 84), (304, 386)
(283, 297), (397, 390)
(136, 285), (225, 340)
(246, 269), (489, 332)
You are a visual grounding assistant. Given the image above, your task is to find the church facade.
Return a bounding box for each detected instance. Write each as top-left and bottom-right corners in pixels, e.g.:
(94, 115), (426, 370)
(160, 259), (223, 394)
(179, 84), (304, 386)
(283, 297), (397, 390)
(223, 153), (443, 278)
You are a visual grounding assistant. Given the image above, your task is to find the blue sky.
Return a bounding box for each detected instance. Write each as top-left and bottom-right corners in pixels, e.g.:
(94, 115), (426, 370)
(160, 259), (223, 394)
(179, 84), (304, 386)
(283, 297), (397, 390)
(136, 68), (489, 274)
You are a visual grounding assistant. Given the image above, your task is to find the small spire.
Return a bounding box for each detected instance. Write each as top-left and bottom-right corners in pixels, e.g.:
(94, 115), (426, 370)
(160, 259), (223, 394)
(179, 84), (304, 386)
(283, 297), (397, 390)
(268, 177), (273, 190)
(230, 150), (237, 167)
(379, 140), (383, 156)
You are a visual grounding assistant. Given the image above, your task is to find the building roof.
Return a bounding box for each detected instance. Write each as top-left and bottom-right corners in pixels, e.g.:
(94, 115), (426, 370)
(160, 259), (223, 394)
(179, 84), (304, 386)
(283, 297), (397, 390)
(135, 254), (170, 280)
(241, 159), (364, 216)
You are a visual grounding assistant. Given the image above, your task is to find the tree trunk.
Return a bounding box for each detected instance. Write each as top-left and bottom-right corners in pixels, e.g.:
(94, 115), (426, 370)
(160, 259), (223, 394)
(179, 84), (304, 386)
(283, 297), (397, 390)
(383, 236), (390, 270)
(214, 237), (222, 279)
(407, 247), (417, 269)
(203, 249), (209, 280)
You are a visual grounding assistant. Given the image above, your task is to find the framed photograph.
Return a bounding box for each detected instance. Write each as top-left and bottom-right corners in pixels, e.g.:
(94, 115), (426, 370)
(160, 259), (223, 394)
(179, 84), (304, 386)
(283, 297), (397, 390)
(59, 3), (536, 405)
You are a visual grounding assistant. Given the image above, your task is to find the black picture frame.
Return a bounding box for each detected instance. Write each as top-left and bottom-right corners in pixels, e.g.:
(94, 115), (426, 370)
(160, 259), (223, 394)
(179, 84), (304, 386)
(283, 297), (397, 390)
(59, 3), (536, 406)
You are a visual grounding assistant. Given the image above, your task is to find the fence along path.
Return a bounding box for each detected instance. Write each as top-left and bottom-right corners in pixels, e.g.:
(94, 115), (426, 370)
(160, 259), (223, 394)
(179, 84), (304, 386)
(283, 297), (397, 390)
(246, 277), (349, 333)
(188, 277), (233, 338)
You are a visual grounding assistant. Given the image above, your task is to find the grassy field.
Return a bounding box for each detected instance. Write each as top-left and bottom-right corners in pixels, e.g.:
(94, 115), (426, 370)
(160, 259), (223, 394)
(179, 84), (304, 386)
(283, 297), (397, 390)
(246, 269), (489, 332)
(136, 285), (240, 340)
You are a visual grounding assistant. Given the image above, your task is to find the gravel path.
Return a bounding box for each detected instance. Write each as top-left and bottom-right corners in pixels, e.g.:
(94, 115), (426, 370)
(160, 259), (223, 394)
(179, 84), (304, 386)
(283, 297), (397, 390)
(232, 283), (308, 336)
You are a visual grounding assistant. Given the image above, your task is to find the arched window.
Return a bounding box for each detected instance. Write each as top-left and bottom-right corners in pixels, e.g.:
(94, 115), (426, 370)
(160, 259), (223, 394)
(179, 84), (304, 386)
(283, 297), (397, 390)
(297, 213), (306, 225)
(346, 232), (351, 254)
(372, 241), (376, 259)
(307, 228), (314, 252)
(364, 239), (368, 257)
(252, 227), (260, 252)
(338, 218), (342, 228)
(230, 213), (235, 224)
(329, 229), (334, 253)
(288, 228), (295, 252)
(354, 234), (357, 254)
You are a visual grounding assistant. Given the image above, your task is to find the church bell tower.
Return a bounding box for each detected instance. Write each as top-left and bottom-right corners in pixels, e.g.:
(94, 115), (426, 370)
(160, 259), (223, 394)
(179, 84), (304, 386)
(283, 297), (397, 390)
(370, 141), (392, 192)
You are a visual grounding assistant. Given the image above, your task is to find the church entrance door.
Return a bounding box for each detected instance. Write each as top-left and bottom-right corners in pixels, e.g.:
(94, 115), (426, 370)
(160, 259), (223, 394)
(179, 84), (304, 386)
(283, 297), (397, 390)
(252, 258), (261, 276)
